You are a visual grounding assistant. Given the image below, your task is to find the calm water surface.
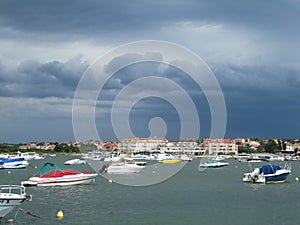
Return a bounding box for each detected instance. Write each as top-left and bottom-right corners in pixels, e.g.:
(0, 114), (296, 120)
(1, 156), (300, 225)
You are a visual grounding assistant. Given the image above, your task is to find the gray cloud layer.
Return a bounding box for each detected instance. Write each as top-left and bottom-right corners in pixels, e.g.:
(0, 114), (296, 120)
(0, 0), (299, 142)
(0, 56), (88, 98)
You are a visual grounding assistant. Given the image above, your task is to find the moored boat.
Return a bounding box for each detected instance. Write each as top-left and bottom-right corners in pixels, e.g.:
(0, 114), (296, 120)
(265, 155), (285, 162)
(103, 158), (146, 174)
(179, 155), (193, 161)
(130, 154), (147, 160)
(156, 153), (175, 161)
(16, 152), (36, 161)
(104, 153), (122, 162)
(159, 159), (181, 164)
(64, 158), (86, 165)
(0, 185), (31, 219)
(27, 152), (45, 160)
(17, 152), (45, 160)
(242, 164), (291, 184)
(21, 162), (97, 187)
(199, 159), (229, 168)
(0, 158), (29, 169)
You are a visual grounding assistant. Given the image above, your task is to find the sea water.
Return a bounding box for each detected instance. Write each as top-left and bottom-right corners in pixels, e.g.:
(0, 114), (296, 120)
(1, 156), (300, 225)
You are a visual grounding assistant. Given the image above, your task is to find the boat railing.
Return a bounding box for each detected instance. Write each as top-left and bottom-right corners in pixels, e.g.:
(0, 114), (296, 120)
(0, 185), (26, 195)
(0, 185), (32, 201)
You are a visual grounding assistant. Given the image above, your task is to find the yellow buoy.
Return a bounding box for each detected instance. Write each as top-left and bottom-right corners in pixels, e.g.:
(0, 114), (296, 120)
(295, 177), (299, 182)
(35, 166), (38, 169)
(108, 179), (113, 184)
(56, 210), (64, 219)
(8, 171), (11, 174)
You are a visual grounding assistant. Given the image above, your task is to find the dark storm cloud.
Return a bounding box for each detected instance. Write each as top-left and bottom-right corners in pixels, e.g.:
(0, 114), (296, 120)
(213, 64), (300, 138)
(0, 0), (299, 42)
(1, 0), (300, 142)
(101, 55), (206, 100)
(0, 0), (175, 41)
(0, 56), (88, 98)
(215, 64), (300, 98)
(97, 56), (211, 140)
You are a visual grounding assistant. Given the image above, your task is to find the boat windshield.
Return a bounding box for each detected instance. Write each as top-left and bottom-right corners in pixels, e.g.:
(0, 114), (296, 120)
(37, 162), (77, 176)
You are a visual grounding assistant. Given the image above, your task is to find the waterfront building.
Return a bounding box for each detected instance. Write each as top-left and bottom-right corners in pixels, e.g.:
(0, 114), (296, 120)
(203, 138), (238, 155)
(151, 140), (206, 155)
(118, 138), (167, 153)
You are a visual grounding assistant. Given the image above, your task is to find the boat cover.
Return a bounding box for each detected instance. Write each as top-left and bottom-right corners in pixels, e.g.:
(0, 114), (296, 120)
(0, 157), (24, 165)
(36, 162), (84, 178)
(259, 165), (281, 174)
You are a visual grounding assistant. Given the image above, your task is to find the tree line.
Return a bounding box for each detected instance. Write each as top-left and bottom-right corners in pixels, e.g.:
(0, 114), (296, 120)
(237, 139), (299, 154)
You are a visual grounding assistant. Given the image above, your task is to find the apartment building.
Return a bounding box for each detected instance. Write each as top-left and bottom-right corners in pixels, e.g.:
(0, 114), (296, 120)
(203, 138), (238, 155)
(118, 137), (167, 153)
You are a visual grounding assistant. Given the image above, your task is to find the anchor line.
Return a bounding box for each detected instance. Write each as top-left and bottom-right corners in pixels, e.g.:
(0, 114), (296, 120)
(15, 207), (41, 218)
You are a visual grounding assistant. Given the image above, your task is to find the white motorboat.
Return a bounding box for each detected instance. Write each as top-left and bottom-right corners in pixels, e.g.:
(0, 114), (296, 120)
(103, 158), (146, 174)
(156, 153), (175, 161)
(265, 155), (285, 162)
(21, 162), (98, 187)
(0, 158), (29, 169)
(199, 159), (229, 168)
(27, 152), (45, 160)
(0, 185), (31, 219)
(16, 152), (36, 161)
(130, 154), (147, 160)
(0, 153), (10, 159)
(143, 154), (157, 160)
(243, 164), (291, 184)
(81, 151), (104, 160)
(214, 155), (226, 161)
(179, 155), (193, 161)
(104, 153), (122, 162)
(199, 156), (229, 168)
(64, 158), (86, 165)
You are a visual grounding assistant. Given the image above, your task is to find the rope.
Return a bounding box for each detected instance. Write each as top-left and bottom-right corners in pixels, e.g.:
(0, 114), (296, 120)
(16, 207), (41, 218)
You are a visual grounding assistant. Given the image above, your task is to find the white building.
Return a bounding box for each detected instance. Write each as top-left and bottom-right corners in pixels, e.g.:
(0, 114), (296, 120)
(118, 138), (167, 153)
(203, 139), (238, 155)
(151, 140), (205, 155)
(284, 144), (295, 153)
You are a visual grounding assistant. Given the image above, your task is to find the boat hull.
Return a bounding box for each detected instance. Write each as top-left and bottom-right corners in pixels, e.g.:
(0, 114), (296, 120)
(265, 171), (291, 184)
(200, 162), (229, 168)
(159, 159), (181, 164)
(0, 198), (26, 218)
(0, 164), (28, 169)
(64, 159), (86, 165)
(0, 158), (29, 169)
(0, 185), (31, 219)
(107, 165), (145, 174)
(22, 174), (98, 187)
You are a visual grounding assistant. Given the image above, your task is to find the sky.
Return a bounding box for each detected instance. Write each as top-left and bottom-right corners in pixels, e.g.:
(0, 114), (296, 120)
(0, 0), (300, 143)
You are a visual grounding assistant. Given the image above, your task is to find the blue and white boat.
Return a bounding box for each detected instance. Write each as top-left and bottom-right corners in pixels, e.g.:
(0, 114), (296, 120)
(0, 158), (29, 169)
(199, 159), (229, 168)
(242, 164), (291, 184)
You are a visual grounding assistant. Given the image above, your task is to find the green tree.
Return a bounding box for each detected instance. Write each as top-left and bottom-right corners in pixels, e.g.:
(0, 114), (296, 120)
(263, 139), (280, 153)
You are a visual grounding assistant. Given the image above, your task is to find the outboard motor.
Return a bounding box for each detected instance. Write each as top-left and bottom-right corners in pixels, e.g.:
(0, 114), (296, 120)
(99, 164), (108, 173)
(250, 168), (260, 183)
